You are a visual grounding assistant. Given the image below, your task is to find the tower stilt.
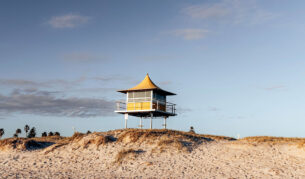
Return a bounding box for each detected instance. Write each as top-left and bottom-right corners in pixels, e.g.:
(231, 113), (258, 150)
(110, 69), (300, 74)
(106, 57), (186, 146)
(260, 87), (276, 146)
(150, 113), (153, 129)
(124, 113), (128, 129)
(139, 117), (143, 129)
(164, 117), (167, 129)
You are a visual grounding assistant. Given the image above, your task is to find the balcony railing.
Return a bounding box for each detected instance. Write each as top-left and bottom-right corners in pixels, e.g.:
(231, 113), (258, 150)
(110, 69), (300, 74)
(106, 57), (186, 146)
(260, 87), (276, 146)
(115, 100), (176, 115)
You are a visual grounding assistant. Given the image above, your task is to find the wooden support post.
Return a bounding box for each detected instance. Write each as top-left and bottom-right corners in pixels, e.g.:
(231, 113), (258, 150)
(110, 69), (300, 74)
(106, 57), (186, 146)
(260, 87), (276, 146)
(139, 117), (143, 129)
(124, 113), (128, 129)
(164, 117), (167, 129)
(150, 113), (153, 129)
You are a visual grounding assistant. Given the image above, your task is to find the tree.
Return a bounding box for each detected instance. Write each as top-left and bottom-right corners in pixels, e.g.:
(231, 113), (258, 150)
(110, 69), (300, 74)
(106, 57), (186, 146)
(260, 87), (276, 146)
(0, 128), (4, 139)
(16, 128), (22, 135)
(27, 127), (36, 138)
(189, 126), (195, 133)
(24, 125), (30, 137)
(41, 132), (47, 137)
(54, 132), (60, 136)
(13, 129), (22, 138)
(48, 132), (54, 136)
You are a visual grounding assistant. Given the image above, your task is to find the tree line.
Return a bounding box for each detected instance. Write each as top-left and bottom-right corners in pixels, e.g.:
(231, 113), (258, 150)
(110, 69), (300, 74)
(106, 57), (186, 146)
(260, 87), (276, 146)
(0, 125), (60, 139)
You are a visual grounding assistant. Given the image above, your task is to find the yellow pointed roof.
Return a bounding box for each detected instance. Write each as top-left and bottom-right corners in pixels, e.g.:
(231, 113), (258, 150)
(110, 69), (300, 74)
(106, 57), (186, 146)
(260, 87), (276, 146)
(118, 74), (176, 95)
(128, 74), (158, 90)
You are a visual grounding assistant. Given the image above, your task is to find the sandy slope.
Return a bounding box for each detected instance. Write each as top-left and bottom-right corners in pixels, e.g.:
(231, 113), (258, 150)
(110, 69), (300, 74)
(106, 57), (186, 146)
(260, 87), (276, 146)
(0, 130), (305, 178)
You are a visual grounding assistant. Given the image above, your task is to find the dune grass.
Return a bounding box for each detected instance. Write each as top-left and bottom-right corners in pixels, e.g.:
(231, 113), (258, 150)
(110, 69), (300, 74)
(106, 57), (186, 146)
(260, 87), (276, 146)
(114, 148), (144, 164)
(117, 129), (235, 144)
(240, 136), (305, 144)
(1, 129), (305, 152)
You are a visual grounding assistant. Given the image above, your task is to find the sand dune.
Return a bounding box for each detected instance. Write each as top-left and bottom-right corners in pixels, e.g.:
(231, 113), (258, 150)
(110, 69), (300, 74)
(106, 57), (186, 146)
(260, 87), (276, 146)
(0, 129), (305, 178)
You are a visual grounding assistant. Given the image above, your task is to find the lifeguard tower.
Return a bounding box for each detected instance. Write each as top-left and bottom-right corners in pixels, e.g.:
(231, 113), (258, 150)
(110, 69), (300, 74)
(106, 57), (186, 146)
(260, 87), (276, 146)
(115, 74), (176, 129)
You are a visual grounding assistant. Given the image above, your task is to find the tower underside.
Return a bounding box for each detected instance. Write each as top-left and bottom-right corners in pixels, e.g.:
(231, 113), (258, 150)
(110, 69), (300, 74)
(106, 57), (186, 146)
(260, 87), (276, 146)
(115, 109), (176, 117)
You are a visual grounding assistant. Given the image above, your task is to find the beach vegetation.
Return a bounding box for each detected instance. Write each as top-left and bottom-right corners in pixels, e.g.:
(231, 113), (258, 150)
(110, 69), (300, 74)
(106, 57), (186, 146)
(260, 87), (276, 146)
(0, 128), (4, 139)
(24, 125), (30, 137)
(27, 127), (36, 138)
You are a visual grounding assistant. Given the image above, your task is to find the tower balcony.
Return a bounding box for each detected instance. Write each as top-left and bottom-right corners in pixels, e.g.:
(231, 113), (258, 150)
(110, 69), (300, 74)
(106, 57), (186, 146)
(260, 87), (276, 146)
(115, 99), (176, 117)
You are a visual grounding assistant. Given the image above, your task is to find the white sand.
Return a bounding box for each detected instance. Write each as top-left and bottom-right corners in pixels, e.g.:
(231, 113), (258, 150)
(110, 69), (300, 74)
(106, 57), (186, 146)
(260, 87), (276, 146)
(1, 132), (305, 178)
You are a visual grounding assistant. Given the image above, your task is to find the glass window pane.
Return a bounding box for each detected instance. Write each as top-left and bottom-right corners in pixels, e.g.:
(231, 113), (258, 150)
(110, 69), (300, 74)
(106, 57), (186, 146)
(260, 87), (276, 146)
(145, 91), (151, 97)
(134, 98), (144, 102)
(134, 91), (145, 98)
(128, 92), (133, 98)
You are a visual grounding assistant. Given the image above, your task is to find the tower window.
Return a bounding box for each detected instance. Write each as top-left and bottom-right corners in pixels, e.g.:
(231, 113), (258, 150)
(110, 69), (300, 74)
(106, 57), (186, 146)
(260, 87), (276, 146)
(128, 91), (152, 102)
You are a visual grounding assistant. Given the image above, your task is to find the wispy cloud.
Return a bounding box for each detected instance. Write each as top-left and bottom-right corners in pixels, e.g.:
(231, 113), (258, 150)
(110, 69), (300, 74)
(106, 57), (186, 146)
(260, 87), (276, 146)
(48, 14), (90, 28)
(184, 1), (230, 19)
(264, 85), (286, 91)
(0, 75), (132, 90)
(93, 75), (132, 82)
(0, 89), (114, 118)
(159, 81), (172, 86)
(208, 106), (221, 112)
(137, 55), (175, 62)
(183, 0), (278, 25)
(63, 53), (108, 63)
(170, 28), (209, 40)
(0, 78), (86, 89)
(0, 79), (47, 87)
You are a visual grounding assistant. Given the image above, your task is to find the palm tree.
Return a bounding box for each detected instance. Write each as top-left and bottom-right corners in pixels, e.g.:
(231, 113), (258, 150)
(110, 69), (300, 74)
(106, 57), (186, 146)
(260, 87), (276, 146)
(24, 125), (30, 137)
(54, 132), (60, 136)
(27, 127), (36, 138)
(16, 129), (22, 137)
(41, 132), (47, 137)
(48, 132), (54, 136)
(0, 128), (4, 139)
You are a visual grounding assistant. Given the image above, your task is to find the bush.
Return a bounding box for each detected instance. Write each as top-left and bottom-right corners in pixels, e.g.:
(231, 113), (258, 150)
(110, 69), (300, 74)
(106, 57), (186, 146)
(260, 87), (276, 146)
(189, 126), (195, 133)
(16, 129), (22, 135)
(24, 125), (30, 137)
(27, 127), (36, 138)
(48, 132), (54, 136)
(0, 128), (4, 139)
(41, 132), (47, 137)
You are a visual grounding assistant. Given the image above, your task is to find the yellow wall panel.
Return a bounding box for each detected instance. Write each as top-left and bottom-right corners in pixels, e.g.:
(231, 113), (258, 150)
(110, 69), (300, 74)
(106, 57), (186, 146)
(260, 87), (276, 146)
(127, 102), (151, 111)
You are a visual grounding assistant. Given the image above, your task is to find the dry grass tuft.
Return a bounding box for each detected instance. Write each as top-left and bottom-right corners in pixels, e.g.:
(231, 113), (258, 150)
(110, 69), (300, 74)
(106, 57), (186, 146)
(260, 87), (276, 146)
(117, 129), (228, 144)
(69, 132), (85, 141)
(237, 136), (305, 148)
(114, 148), (144, 164)
(201, 134), (236, 141)
(82, 135), (115, 149)
(43, 143), (67, 154)
(240, 136), (305, 144)
(0, 138), (54, 151)
(116, 129), (235, 153)
(95, 135), (116, 146)
(157, 139), (190, 152)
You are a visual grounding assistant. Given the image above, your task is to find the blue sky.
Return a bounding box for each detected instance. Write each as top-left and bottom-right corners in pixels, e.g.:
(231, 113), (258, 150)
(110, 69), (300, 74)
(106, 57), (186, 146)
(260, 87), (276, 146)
(1, 0), (305, 138)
